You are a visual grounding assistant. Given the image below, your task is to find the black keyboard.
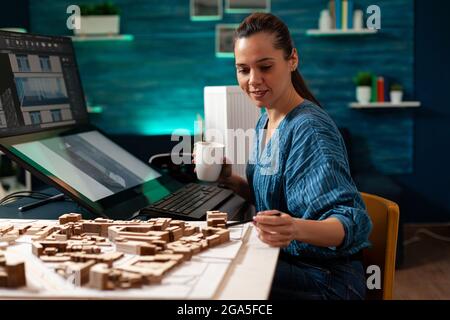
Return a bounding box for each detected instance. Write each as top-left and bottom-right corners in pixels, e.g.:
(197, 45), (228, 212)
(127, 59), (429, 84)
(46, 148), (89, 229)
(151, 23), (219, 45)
(140, 183), (233, 220)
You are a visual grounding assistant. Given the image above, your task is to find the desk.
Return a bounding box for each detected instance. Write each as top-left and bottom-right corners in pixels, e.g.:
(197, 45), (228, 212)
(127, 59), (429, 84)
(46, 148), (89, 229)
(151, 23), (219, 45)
(0, 187), (97, 220)
(0, 218), (279, 299)
(216, 224), (280, 299)
(0, 190), (279, 299)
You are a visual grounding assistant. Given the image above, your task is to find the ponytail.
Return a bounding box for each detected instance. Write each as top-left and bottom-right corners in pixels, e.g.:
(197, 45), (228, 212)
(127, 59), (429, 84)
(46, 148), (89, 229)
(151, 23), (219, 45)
(291, 70), (321, 107)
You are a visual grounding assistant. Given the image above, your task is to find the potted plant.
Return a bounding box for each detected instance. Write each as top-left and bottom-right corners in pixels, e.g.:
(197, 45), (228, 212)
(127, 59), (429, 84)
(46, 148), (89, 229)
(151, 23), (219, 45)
(390, 83), (403, 104)
(74, 2), (121, 36)
(354, 72), (372, 104)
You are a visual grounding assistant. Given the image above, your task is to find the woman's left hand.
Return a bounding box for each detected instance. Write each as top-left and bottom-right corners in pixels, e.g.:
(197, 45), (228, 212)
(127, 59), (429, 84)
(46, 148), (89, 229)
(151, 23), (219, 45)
(253, 210), (298, 248)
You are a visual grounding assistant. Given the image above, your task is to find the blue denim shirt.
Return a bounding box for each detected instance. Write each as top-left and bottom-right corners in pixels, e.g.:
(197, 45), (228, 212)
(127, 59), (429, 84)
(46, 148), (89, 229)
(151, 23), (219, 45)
(246, 99), (372, 259)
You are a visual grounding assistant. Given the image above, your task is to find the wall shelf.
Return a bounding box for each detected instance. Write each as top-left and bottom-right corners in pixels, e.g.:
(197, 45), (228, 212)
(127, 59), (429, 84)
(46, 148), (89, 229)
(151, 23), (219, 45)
(306, 29), (377, 37)
(71, 34), (134, 42)
(349, 101), (421, 109)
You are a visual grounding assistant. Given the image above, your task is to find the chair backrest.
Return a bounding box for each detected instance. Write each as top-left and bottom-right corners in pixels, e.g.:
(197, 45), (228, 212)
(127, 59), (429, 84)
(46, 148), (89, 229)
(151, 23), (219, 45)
(360, 192), (400, 300)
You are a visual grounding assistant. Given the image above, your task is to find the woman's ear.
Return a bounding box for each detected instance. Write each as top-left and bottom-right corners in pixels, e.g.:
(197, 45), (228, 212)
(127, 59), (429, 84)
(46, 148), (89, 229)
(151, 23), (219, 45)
(290, 48), (299, 71)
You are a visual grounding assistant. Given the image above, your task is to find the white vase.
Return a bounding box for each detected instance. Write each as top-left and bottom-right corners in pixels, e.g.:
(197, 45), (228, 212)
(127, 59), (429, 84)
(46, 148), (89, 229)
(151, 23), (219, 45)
(390, 91), (403, 104)
(356, 86), (371, 104)
(74, 15), (120, 36)
(353, 10), (364, 30)
(319, 9), (331, 31)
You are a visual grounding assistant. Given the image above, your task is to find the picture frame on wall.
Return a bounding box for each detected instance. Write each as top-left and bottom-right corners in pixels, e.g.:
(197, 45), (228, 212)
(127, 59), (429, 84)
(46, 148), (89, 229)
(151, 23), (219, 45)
(225, 0), (271, 13)
(190, 0), (223, 21)
(215, 24), (239, 58)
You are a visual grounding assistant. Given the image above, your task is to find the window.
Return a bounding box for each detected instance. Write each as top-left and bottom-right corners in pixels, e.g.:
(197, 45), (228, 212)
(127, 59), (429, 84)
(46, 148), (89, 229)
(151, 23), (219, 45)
(39, 56), (51, 72)
(15, 77), (68, 107)
(16, 54), (31, 72)
(30, 111), (42, 125)
(51, 109), (62, 122)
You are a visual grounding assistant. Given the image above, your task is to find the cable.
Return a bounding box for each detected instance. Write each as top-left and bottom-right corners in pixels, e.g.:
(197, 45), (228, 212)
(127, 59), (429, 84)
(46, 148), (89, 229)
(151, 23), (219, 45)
(0, 191), (72, 206)
(1, 196), (53, 206)
(0, 191), (51, 202)
(1, 191), (51, 198)
(403, 227), (450, 246)
(0, 191), (52, 204)
(1, 195), (47, 204)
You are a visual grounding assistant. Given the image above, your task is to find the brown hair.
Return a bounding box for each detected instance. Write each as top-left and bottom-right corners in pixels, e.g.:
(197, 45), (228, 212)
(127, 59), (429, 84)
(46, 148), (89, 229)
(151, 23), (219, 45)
(234, 13), (321, 107)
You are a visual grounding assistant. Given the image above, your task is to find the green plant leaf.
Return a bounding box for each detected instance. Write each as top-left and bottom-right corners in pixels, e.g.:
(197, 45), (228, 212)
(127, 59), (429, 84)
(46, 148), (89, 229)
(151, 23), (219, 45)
(390, 83), (403, 91)
(353, 72), (372, 86)
(80, 2), (120, 16)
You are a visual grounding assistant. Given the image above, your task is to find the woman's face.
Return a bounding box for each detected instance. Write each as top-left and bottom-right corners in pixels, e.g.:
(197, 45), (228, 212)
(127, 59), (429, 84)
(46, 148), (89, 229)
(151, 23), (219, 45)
(234, 32), (297, 109)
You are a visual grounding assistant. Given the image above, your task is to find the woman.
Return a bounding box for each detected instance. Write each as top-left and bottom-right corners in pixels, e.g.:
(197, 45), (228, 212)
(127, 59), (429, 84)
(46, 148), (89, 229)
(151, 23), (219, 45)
(218, 13), (373, 300)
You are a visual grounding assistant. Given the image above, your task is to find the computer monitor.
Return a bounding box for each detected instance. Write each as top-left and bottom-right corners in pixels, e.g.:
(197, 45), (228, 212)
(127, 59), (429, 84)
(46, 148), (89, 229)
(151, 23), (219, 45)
(0, 31), (89, 136)
(0, 31), (183, 219)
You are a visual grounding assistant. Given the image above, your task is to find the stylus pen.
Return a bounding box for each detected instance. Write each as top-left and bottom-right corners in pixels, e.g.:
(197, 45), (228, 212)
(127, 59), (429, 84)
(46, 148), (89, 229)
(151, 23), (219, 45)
(226, 212), (281, 228)
(18, 193), (65, 212)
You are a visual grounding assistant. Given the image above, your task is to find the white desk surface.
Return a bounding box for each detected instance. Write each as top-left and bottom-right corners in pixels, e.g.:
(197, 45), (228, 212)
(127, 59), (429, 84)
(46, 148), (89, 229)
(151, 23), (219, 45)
(216, 223), (279, 299)
(0, 219), (279, 300)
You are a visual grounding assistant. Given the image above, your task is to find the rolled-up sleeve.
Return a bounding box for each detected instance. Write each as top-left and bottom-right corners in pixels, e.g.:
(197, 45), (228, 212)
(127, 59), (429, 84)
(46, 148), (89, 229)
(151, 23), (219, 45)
(302, 160), (372, 252)
(283, 119), (372, 256)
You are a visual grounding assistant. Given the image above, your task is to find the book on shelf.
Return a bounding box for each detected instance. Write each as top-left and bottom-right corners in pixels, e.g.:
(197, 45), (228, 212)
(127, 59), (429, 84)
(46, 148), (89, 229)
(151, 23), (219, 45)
(347, 0), (354, 29)
(328, 0), (354, 30)
(371, 75), (378, 102)
(384, 77), (390, 102)
(335, 0), (342, 29)
(342, 0), (348, 30)
(377, 76), (385, 102)
(329, 0), (336, 29)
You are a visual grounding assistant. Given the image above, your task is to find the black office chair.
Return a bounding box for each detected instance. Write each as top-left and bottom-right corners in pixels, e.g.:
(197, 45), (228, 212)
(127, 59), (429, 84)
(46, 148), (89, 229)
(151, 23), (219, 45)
(148, 153), (197, 183)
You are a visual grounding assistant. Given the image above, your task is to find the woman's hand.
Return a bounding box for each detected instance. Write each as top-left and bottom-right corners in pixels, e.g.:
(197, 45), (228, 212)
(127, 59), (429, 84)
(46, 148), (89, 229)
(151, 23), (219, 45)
(216, 157), (233, 184)
(253, 210), (298, 248)
(254, 211), (347, 248)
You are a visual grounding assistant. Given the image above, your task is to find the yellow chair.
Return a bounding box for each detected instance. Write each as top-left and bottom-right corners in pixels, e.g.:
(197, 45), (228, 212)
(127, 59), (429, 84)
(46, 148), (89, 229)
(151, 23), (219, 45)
(360, 192), (400, 300)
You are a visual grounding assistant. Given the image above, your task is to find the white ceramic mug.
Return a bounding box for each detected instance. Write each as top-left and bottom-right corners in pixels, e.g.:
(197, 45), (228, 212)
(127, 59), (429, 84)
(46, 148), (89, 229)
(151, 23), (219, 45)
(194, 141), (225, 182)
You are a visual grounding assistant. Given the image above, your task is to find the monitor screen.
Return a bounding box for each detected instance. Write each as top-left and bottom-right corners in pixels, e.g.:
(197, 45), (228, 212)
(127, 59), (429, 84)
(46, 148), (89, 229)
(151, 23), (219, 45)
(11, 129), (162, 202)
(0, 31), (176, 217)
(0, 31), (89, 137)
